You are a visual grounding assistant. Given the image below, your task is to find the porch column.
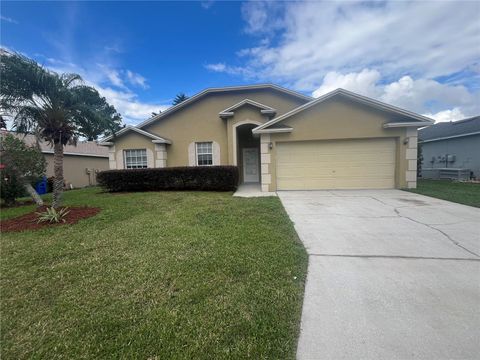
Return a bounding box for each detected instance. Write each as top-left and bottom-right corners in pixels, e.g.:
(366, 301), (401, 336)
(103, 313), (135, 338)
(155, 143), (167, 168)
(260, 134), (271, 192)
(108, 145), (117, 169)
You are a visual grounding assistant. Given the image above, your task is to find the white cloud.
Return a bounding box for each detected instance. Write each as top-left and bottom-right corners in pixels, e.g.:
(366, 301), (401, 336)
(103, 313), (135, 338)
(241, 1), (285, 35)
(311, 69), (480, 121)
(99, 65), (125, 88)
(312, 69), (382, 98)
(424, 108), (466, 123)
(237, 1), (480, 86)
(95, 86), (169, 125)
(204, 62), (253, 77)
(201, 1), (215, 10)
(1, 16), (18, 24)
(42, 57), (167, 124)
(212, 1), (480, 119)
(126, 70), (148, 89)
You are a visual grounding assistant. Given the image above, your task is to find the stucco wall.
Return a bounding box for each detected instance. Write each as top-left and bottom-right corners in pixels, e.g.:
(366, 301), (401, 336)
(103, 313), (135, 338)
(263, 97), (415, 190)
(44, 154), (109, 188)
(421, 134), (480, 178)
(142, 89), (306, 167)
(106, 132), (156, 169)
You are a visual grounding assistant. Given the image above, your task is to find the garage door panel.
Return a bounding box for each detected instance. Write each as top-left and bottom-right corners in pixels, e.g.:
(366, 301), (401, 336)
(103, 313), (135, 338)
(276, 138), (396, 190)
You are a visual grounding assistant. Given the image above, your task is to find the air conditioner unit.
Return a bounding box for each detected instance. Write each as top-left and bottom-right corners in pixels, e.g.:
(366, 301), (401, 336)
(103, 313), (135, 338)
(447, 155), (456, 163)
(430, 156), (435, 163)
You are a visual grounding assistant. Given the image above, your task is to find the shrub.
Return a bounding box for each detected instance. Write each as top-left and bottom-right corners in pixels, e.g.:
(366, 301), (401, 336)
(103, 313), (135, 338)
(0, 170), (27, 206)
(97, 166), (239, 192)
(36, 207), (70, 223)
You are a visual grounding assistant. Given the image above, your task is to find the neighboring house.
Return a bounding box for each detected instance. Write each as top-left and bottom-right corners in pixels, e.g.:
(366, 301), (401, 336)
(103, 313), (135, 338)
(5, 132), (109, 187)
(419, 116), (480, 180)
(100, 84), (433, 191)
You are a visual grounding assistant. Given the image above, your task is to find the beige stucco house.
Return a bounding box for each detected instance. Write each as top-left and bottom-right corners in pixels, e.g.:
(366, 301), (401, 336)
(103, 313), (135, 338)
(7, 133), (109, 188)
(100, 84), (433, 192)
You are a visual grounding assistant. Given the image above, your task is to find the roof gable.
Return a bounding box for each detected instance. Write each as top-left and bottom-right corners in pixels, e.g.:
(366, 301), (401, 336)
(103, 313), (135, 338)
(219, 99), (276, 118)
(136, 84), (311, 129)
(99, 126), (171, 145)
(253, 88), (433, 133)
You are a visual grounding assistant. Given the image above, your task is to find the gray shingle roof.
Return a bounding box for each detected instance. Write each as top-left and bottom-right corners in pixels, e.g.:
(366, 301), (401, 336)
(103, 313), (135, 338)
(419, 116), (480, 141)
(4, 132), (108, 157)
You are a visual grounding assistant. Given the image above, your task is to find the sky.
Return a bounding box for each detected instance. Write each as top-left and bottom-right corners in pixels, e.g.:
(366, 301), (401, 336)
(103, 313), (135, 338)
(1, 0), (479, 125)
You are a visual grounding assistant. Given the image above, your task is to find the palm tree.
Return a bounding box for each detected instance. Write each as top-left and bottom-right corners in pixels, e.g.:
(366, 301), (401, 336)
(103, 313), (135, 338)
(172, 93), (189, 106)
(0, 52), (122, 208)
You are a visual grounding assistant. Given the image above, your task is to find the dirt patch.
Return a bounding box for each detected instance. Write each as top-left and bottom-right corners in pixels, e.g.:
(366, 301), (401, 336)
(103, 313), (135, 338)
(1, 206), (101, 233)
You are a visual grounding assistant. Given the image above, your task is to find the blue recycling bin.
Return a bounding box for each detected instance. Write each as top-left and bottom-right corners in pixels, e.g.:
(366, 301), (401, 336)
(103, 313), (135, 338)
(35, 176), (47, 195)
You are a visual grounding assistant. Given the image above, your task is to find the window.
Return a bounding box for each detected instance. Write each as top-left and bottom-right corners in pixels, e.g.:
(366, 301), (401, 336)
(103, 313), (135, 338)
(124, 149), (148, 169)
(196, 142), (213, 166)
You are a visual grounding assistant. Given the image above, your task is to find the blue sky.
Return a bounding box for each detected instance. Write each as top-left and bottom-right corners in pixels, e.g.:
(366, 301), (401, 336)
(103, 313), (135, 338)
(2, 1), (479, 124)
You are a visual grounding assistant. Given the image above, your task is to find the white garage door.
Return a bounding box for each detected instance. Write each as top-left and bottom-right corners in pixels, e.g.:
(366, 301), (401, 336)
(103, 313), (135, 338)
(276, 138), (396, 190)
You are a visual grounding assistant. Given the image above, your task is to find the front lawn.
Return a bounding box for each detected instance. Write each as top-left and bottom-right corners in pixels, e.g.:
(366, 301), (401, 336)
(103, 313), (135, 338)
(406, 179), (480, 207)
(1, 188), (307, 359)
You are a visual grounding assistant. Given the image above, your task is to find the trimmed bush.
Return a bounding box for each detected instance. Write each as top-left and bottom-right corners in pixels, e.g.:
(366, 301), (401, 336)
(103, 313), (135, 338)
(97, 166), (239, 192)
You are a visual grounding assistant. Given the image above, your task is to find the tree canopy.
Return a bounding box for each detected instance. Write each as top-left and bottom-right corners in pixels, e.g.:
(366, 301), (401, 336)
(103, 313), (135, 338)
(0, 51), (122, 144)
(0, 51), (123, 207)
(172, 93), (189, 106)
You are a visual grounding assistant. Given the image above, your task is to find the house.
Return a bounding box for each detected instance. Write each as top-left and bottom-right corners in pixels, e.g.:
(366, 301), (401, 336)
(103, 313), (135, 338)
(6, 132), (109, 187)
(419, 116), (480, 180)
(100, 84), (433, 191)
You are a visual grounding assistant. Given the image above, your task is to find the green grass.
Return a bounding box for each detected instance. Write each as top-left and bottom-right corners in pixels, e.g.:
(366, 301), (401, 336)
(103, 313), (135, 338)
(406, 179), (480, 207)
(1, 188), (307, 359)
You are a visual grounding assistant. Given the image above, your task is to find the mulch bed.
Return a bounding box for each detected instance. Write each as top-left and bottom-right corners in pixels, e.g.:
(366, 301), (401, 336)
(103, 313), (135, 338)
(1, 206), (101, 233)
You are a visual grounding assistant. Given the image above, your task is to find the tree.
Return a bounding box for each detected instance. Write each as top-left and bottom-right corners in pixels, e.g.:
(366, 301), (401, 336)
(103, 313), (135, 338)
(0, 51), (122, 208)
(0, 133), (46, 206)
(417, 142), (423, 178)
(172, 93), (189, 106)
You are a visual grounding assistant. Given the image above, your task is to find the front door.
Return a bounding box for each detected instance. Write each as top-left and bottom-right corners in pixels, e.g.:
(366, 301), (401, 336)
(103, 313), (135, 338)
(243, 148), (259, 183)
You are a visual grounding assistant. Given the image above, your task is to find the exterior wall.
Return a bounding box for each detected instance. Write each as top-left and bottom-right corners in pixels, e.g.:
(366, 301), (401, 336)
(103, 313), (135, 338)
(420, 134), (480, 178)
(106, 132), (157, 169)
(142, 89), (306, 167)
(262, 97), (417, 191)
(44, 154), (109, 188)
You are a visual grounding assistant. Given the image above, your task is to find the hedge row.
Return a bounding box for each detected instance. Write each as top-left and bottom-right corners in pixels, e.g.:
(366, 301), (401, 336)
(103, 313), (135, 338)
(97, 166), (239, 192)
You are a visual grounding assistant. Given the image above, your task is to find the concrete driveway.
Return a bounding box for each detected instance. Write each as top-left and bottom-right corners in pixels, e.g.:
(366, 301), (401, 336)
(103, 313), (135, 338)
(278, 190), (480, 360)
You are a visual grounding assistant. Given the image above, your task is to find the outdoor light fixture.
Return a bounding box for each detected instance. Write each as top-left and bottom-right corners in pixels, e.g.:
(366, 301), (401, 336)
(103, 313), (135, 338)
(403, 138), (409, 145)
(269, 142), (273, 149)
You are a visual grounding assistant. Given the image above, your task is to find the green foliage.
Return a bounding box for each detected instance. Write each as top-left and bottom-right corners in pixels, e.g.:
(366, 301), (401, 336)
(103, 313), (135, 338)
(36, 206), (70, 223)
(406, 179), (480, 208)
(0, 171), (26, 206)
(172, 92), (189, 105)
(0, 133), (46, 183)
(0, 133), (45, 205)
(97, 166), (239, 192)
(0, 51), (123, 207)
(0, 52), (123, 145)
(1, 188), (307, 359)
(417, 142), (423, 177)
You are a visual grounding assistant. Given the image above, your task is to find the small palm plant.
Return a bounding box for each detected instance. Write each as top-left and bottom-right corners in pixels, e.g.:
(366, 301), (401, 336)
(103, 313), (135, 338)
(36, 207), (70, 224)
